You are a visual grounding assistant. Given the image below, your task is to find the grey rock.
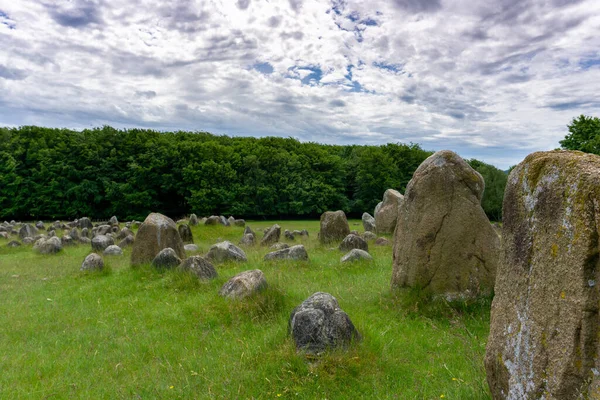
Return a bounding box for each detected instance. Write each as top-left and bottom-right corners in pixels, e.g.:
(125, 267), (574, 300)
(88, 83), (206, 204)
(91, 234), (114, 252)
(375, 237), (390, 246)
(19, 224), (38, 239)
(7, 240), (21, 248)
(206, 241), (247, 263)
(78, 237), (91, 245)
(319, 211), (350, 244)
(362, 212), (376, 232)
(189, 214), (199, 226)
(264, 245), (309, 261)
(151, 247), (181, 269)
(78, 217), (93, 230)
(103, 245), (123, 256)
(362, 231), (377, 241)
(289, 292), (360, 354)
(205, 216), (221, 225)
(97, 225), (112, 235)
(184, 243), (200, 252)
(243, 226), (254, 235)
(131, 213), (185, 266)
(219, 269), (267, 299)
(339, 234), (368, 252)
(239, 233), (256, 247)
(220, 216), (230, 226)
(341, 249), (373, 263)
(261, 224), (281, 246)
(118, 234), (134, 248)
(61, 235), (75, 246)
(36, 236), (63, 254)
(35, 221), (45, 230)
(81, 253), (104, 271)
(227, 216), (236, 225)
(0, 232), (9, 239)
(116, 227), (134, 240)
(109, 216), (119, 226)
(69, 228), (80, 241)
(270, 242), (289, 250)
(178, 224), (194, 244)
(178, 256), (217, 280)
(284, 229), (295, 241)
(23, 237), (35, 245)
(234, 219), (246, 227)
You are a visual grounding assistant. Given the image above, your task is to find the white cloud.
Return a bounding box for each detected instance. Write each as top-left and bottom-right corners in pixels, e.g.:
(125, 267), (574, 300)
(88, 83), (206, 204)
(0, 0), (599, 168)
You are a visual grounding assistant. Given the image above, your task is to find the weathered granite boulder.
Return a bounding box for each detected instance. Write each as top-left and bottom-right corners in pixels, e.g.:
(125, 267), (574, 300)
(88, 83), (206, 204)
(219, 269), (267, 299)
(205, 216), (221, 225)
(35, 236), (63, 254)
(151, 247), (181, 269)
(189, 214), (199, 226)
(80, 228), (90, 238)
(69, 228), (80, 241)
(234, 219), (246, 227)
(270, 243), (289, 250)
(116, 227), (134, 240)
(91, 235), (114, 252)
(178, 224), (194, 244)
(184, 243), (199, 252)
(375, 189), (403, 234)
(261, 224), (281, 246)
(81, 253), (104, 271)
(220, 216), (230, 226)
(375, 237), (390, 246)
(391, 150), (499, 299)
(61, 235), (75, 246)
(78, 217), (93, 230)
(319, 211), (350, 244)
(206, 241), (247, 263)
(485, 150), (600, 399)
(239, 233), (256, 247)
(109, 216), (119, 226)
(103, 245), (123, 256)
(284, 229), (295, 241)
(78, 237), (91, 245)
(7, 240), (21, 248)
(289, 292), (360, 354)
(362, 212), (376, 232)
(35, 221), (45, 230)
(341, 249), (373, 263)
(362, 231), (377, 242)
(96, 225), (112, 236)
(178, 256), (217, 280)
(19, 224), (38, 239)
(131, 213), (185, 266)
(264, 245), (309, 261)
(293, 229), (309, 238)
(227, 216), (236, 225)
(339, 234), (368, 252)
(0, 232), (9, 239)
(243, 226), (254, 235)
(118, 234), (134, 248)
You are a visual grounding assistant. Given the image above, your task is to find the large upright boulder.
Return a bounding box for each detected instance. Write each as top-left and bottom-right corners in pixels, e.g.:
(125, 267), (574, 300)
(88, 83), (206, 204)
(391, 150), (499, 299)
(261, 224), (281, 246)
(19, 224), (38, 239)
(485, 151), (600, 399)
(178, 224), (194, 244)
(362, 212), (376, 232)
(375, 189), (403, 234)
(131, 213), (185, 266)
(319, 211), (350, 244)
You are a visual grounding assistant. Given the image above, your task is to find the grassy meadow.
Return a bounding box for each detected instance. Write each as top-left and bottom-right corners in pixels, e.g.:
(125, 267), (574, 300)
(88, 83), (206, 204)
(0, 220), (491, 399)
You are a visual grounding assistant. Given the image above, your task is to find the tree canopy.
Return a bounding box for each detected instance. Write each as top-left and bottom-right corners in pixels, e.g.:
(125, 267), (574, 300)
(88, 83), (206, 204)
(560, 115), (600, 155)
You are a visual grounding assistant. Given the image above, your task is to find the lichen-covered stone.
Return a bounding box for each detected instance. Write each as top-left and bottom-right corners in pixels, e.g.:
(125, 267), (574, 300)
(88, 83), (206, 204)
(289, 292), (360, 354)
(35, 236), (63, 254)
(78, 217), (93, 230)
(375, 189), (403, 234)
(264, 245), (309, 261)
(19, 224), (38, 239)
(391, 150), (499, 299)
(131, 213), (185, 266)
(319, 211), (350, 244)
(219, 269), (267, 299)
(206, 241), (247, 263)
(103, 245), (123, 256)
(261, 224), (281, 246)
(189, 214), (199, 226)
(178, 224), (194, 244)
(151, 247), (181, 269)
(339, 234), (368, 252)
(81, 253), (104, 271)
(118, 234), (134, 248)
(362, 212), (376, 232)
(91, 234), (114, 252)
(340, 249), (373, 263)
(239, 233), (256, 246)
(184, 243), (199, 252)
(362, 231), (377, 242)
(485, 150), (600, 399)
(178, 256), (217, 280)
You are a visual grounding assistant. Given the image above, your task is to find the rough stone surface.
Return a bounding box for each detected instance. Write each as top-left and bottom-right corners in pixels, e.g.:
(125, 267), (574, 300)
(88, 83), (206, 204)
(103, 245), (123, 256)
(219, 216), (230, 226)
(118, 234), (134, 248)
(261, 224), (281, 246)
(375, 237), (390, 246)
(151, 247), (181, 269)
(219, 269), (267, 299)
(234, 219), (246, 227)
(289, 292), (360, 354)
(78, 217), (93, 230)
(485, 150), (600, 400)
(264, 245), (309, 261)
(109, 216), (119, 226)
(339, 234), (368, 252)
(270, 243), (289, 250)
(189, 214), (199, 226)
(391, 150), (499, 299)
(69, 228), (80, 241)
(116, 227), (134, 240)
(78, 237), (91, 245)
(35, 221), (45, 230)
(61, 235), (75, 246)
(239, 233), (256, 247)
(362, 212), (376, 232)
(81, 228), (90, 238)
(35, 236), (63, 254)
(227, 216), (235, 225)
(97, 225), (112, 235)
(319, 211), (350, 244)
(91, 235), (114, 252)
(341, 249), (373, 263)
(81, 253), (104, 271)
(19, 224), (38, 239)
(0, 232), (9, 239)
(7, 240), (21, 248)
(205, 216), (221, 225)
(178, 224), (194, 244)
(131, 213), (185, 266)
(284, 229), (295, 241)
(243, 226), (254, 235)
(184, 243), (199, 252)
(206, 241), (247, 263)
(375, 189), (404, 234)
(178, 256), (217, 280)
(362, 231), (377, 242)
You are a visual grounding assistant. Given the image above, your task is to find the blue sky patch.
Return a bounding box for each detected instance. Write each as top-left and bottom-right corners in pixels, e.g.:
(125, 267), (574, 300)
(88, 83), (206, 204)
(253, 62), (274, 75)
(0, 10), (15, 29)
(579, 55), (600, 70)
(374, 61), (403, 73)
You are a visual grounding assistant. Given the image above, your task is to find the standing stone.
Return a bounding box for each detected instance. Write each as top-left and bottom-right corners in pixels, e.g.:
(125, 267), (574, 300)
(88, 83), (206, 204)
(205, 216), (221, 225)
(118, 234), (134, 248)
(264, 245), (309, 261)
(284, 229), (295, 241)
(243, 226), (254, 235)
(375, 189), (404, 234)
(81, 253), (104, 271)
(109, 216), (119, 226)
(391, 150), (499, 299)
(227, 216), (236, 225)
(69, 228), (80, 241)
(289, 292), (360, 354)
(341, 249), (373, 263)
(485, 150), (600, 399)
(261, 224), (281, 246)
(206, 241), (247, 263)
(151, 247), (181, 269)
(35, 221), (45, 230)
(339, 234), (368, 252)
(234, 219), (246, 227)
(219, 269), (267, 299)
(131, 213), (185, 266)
(189, 214), (199, 226)
(36, 236), (63, 254)
(178, 256), (217, 280)
(97, 225), (112, 235)
(239, 233), (256, 247)
(19, 224), (38, 239)
(219, 216), (230, 226)
(319, 211), (350, 244)
(362, 212), (376, 232)
(178, 224), (194, 244)
(116, 227), (134, 240)
(91, 234), (114, 251)
(81, 228), (90, 238)
(61, 235), (75, 246)
(78, 217), (93, 230)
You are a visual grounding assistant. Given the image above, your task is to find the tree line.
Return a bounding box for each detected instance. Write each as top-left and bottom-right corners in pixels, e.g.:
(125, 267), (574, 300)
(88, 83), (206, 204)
(0, 126), (507, 221)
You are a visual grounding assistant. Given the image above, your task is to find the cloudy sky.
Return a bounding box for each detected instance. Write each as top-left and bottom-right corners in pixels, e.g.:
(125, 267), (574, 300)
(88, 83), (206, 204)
(1, 0), (599, 168)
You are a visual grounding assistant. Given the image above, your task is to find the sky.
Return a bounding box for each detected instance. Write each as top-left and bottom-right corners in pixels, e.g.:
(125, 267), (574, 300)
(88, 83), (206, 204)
(0, 0), (599, 169)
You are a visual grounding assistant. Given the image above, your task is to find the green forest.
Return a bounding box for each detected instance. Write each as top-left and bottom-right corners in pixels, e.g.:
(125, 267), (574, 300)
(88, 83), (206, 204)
(0, 126), (507, 221)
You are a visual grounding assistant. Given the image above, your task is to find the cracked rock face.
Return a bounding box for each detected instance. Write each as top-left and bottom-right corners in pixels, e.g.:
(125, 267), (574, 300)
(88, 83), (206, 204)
(391, 150), (499, 299)
(485, 151), (600, 399)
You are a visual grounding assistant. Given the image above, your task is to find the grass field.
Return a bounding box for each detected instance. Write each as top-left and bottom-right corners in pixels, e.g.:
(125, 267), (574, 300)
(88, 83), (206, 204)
(0, 220), (491, 399)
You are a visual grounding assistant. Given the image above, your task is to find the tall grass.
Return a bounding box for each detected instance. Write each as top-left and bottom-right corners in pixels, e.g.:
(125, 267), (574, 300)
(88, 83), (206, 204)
(0, 220), (491, 399)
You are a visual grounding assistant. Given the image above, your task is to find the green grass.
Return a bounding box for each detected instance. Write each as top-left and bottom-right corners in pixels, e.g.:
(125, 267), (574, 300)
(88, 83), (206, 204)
(0, 220), (491, 399)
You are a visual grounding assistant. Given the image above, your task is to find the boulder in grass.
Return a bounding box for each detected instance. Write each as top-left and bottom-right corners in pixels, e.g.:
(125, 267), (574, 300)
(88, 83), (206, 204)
(35, 236), (63, 254)
(227, 216), (235, 225)
(116, 227), (134, 240)
(341, 249), (373, 263)
(97, 225), (112, 235)
(7, 240), (21, 248)
(79, 237), (91, 245)
(206, 241), (247, 263)
(319, 211), (350, 244)
(339, 234), (368, 252)
(375, 237), (390, 246)
(19, 224), (38, 239)
(189, 214), (199, 226)
(289, 292), (360, 354)
(239, 233), (256, 247)
(204, 216), (221, 225)
(81, 228), (90, 238)
(375, 189), (404, 234)
(270, 242), (289, 251)
(61, 235), (75, 246)
(178, 256), (217, 280)
(284, 230), (295, 241)
(103, 245), (123, 256)
(35, 221), (45, 230)
(243, 226), (254, 235)
(361, 212), (376, 232)
(261, 224), (281, 246)
(109, 216), (119, 226)
(151, 247), (181, 269)
(219, 269), (267, 299)
(78, 217), (93, 230)
(131, 213), (185, 266)
(234, 219), (246, 227)
(0, 232), (9, 239)
(362, 231), (377, 242)
(80, 253), (104, 271)
(92, 234), (114, 252)
(69, 228), (80, 241)
(184, 244), (200, 252)
(118, 234), (134, 248)
(264, 245), (309, 261)
(220, 216), (230, 226)
(178, 224), (194, 244)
